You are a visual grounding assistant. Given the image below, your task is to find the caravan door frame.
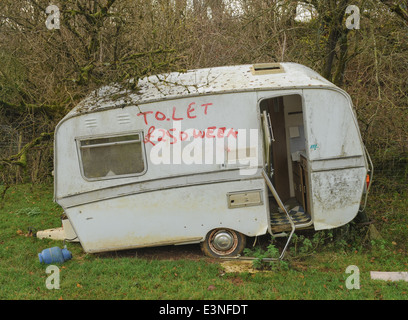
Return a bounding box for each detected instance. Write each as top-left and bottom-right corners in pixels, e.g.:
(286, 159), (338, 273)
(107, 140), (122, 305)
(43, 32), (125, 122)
(256, 89), (315, 235)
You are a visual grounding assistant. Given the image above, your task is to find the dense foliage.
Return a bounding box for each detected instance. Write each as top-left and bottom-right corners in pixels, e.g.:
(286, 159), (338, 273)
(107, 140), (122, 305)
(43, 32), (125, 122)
(0, 0), (407, 186)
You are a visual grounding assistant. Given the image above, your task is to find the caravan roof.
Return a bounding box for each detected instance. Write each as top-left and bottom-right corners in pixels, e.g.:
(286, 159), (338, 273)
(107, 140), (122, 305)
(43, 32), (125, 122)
(68, 63), (336, 118)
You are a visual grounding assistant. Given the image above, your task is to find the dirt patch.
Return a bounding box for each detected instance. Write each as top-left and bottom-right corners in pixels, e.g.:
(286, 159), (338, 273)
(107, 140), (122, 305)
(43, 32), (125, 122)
(220, 260), (260, 274)
(95, 244), (262, 274)
(96, 243), (213, 261)
(95, 243), (274, 276)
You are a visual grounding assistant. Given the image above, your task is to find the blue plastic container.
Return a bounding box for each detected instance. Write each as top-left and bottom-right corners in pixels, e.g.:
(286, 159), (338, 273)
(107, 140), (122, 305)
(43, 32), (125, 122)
(38, 246), (72, 264)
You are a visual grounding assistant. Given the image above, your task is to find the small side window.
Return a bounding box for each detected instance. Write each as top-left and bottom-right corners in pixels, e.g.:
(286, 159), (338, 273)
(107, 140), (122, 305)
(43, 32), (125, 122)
(77, 132), (146, 180)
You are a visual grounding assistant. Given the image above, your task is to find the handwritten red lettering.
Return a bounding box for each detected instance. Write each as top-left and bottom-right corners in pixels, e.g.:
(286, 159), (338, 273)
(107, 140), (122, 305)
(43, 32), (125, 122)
(226, 128), (238, 138)
(167, 128), (177, 144)
(138, 111), (153, 125)
(201, 103), (213, 115)
(187, 103), (196, 119)
(138, 101), (234, 146)
(144, 126), (156, 146)
(180, 131), (188, 141)
(193, 129), (205, 139)
(172, 107), (183, 121)
(139, 101), (213, 125)
(155, 111), (166, 121)
(157, 128), (167, 142)
(143, 126), (238, 145)
(206, 126), (216, 138)
(217, 127), (226, 138)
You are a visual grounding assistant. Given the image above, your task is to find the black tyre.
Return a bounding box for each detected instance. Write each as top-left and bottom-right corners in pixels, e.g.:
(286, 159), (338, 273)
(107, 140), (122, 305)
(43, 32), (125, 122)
(201, 228), (246, 258)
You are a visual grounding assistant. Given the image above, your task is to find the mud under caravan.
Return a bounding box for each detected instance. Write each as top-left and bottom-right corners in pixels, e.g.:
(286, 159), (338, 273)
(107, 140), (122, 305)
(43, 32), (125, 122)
(45, 63), (372, 258)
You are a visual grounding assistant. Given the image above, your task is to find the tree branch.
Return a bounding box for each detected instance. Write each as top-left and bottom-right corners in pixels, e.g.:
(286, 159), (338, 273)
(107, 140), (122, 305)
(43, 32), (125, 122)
(380, 0), (408, 23)
(0, 133), (53, 169)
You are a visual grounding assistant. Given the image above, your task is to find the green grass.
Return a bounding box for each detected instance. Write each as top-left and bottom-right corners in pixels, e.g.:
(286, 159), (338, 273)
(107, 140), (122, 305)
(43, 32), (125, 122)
(0, 183), (407, 300)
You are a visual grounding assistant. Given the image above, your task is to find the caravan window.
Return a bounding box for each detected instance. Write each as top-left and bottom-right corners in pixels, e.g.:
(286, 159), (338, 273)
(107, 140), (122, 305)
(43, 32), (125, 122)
(77, 132), (146, 180)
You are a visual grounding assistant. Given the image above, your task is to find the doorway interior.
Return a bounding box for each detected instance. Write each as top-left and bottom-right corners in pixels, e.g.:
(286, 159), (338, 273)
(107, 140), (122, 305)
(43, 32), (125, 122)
(259, 94), (312, 233)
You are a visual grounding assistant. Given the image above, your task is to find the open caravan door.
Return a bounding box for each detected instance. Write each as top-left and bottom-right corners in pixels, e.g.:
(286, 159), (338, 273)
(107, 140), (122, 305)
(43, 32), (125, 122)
(302, 89), (368, 230)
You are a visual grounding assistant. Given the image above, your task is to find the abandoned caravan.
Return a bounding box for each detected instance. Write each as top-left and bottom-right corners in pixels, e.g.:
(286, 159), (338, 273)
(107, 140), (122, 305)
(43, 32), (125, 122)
(38, 63), (373, 258)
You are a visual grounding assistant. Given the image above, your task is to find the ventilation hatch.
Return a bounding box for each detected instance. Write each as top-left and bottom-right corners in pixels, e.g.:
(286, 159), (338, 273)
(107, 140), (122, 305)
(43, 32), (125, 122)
(250, 63), (284, 75)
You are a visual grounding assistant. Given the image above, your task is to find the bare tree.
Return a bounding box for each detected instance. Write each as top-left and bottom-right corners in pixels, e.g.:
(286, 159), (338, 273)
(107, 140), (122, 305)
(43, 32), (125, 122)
(0, 0), (407, 187)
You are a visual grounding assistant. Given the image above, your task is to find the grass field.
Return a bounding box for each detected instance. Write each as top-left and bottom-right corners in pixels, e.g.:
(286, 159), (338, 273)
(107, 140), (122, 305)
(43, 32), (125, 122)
(0, 181), (407, 301)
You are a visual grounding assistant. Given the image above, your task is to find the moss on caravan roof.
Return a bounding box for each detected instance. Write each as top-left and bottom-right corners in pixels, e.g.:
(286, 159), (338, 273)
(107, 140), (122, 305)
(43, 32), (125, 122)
(69, 63), (335, 116)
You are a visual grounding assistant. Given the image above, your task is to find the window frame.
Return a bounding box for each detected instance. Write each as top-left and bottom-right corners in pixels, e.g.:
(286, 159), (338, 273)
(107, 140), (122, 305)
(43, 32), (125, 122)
(75, 130), (147, 181)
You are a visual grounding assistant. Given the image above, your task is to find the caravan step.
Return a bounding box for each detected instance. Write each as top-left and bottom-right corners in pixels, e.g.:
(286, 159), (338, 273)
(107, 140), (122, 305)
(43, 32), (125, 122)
(270, 206), (311, 233)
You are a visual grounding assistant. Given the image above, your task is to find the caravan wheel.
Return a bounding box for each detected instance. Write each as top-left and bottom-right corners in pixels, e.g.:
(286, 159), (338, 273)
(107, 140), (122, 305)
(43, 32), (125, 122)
(201, 228), (246, 258)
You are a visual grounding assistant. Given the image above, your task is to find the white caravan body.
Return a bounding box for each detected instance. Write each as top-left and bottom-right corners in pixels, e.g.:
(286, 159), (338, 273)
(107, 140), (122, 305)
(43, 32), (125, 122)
(53, 63), (370, 255)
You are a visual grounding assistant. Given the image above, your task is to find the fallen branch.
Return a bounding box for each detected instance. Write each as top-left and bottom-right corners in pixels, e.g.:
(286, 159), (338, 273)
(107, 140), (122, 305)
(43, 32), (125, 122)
(0, 132), (53, 169)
